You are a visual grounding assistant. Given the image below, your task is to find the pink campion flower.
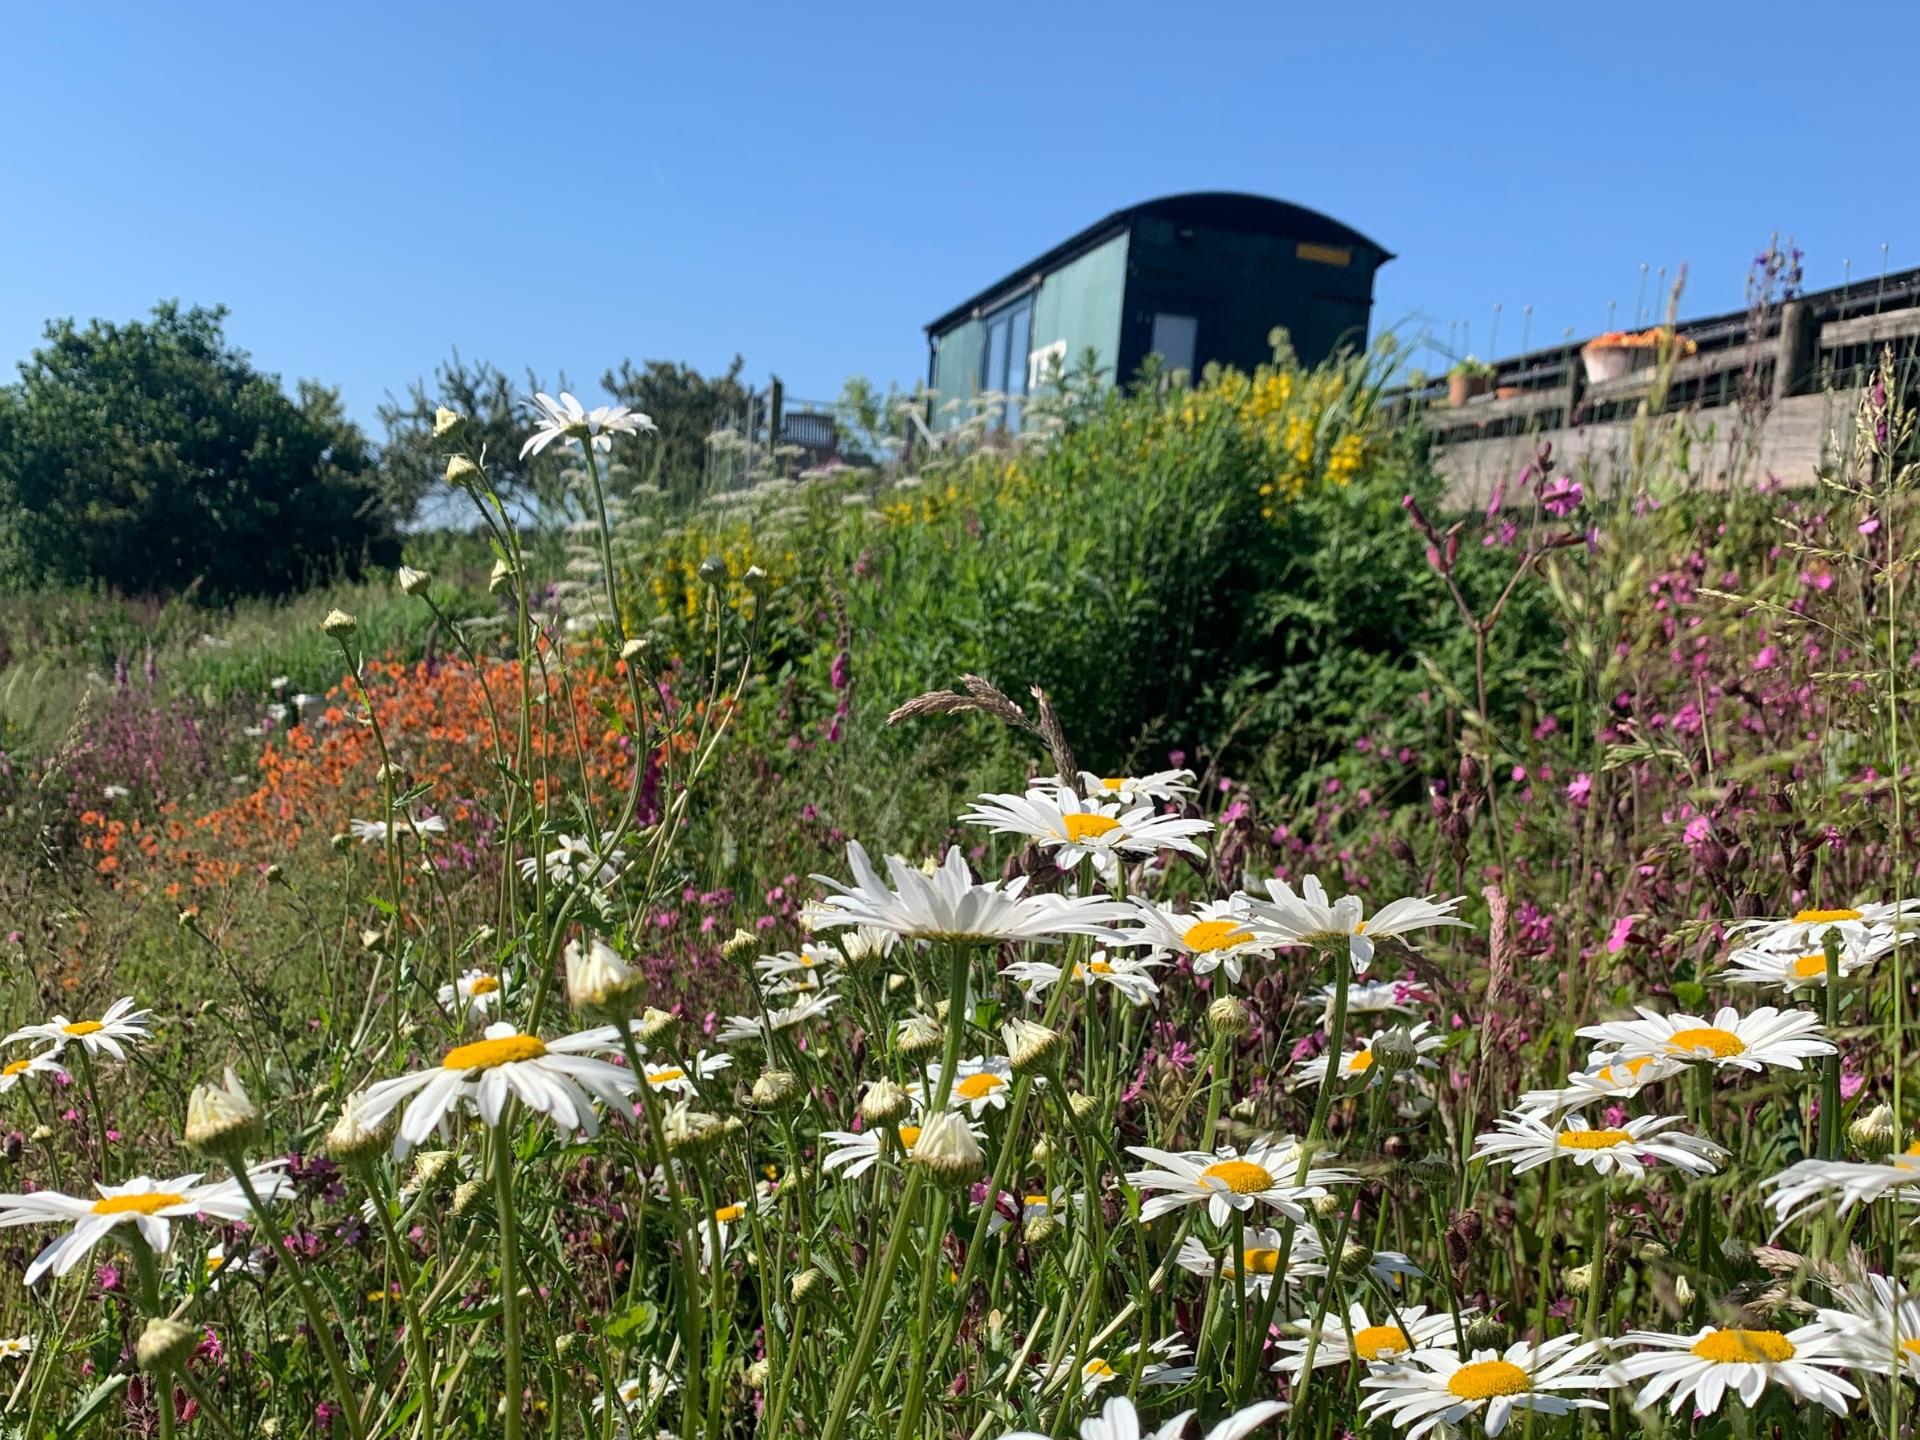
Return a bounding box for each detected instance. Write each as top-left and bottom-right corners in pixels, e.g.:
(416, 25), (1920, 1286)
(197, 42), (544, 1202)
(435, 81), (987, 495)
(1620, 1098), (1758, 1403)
(1841, 1067), (1866, 1102)
(1566, 773), (1592, 806)
(1752, 644), (1778, 671)
(1540, 475), (1584, 516)
(1860, 516), (1881, 535)
(1606, 915), (1636, 953)
(1510, 765), (1527, 783)
(1682, 815), (1712, 847)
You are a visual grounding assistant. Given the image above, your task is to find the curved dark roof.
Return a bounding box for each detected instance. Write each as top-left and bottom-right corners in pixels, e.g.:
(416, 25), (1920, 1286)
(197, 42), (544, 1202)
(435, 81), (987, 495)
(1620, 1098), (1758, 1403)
(926, 190), (1392, 336)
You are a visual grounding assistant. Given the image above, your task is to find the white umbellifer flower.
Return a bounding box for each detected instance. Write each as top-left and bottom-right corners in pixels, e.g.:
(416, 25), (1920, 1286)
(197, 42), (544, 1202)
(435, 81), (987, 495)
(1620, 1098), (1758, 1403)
(1031, 1336), (1197, 1399)
(809, 842), (1132, 945)
(1515, 1055), (1683, 1118)
(1719, 931), (1892, 992)
(438, 969), (508, 1021)
(714, 989), (842, 1047)
(1272, 1300), (1462, 1375)
(4, 997), (151, 1061)
(1315, 978), (1433, 1028)
(1000, 1393), (1286, 1440)
(922, 1055), (1015, 1117)
(1003, 951), (1164, 1006)
(1239, 876), (1467, 973)
(1578, 1004), (1835, 1072)
(1118, 899), (1279, 984)
(0, 1052), (65, 1093)
(1727, 901), (1918, 955)
(1820, 1272), (1920, 1380)
(1761, 1148), (1920, 1229)
(519, 833), (626, 888)
(960, 787), (1211, 882)
(1604, 1322), (1860, 1416)
(1293, 1021), (1444, 1089)
(353, 1022), (639, 1157)
(642, 1050), (731, 1098)
(1359, 1335), (1610, 1439)
(1470, 1112), (1726, 1179)
(0, 1334), (34, 1361)
(348, 813), (447, 845)
(0, 1168), (293, 1285)
(1125, 1138), (1352, 1226)
(1070, 768), (1199, 806)
(1175, 1227), (1291, 1298)
(521, 391), (656, 460)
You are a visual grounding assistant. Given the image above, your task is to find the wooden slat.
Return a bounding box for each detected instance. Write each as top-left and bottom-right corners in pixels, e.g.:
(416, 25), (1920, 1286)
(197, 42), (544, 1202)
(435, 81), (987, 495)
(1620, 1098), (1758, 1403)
(1820, 310), (1920, 348)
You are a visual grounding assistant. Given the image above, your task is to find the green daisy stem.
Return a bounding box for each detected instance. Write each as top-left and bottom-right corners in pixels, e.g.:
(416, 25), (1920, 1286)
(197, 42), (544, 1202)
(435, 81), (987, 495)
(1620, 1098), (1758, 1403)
(1820, 927), (1843, 1162)
(1582, 1178), (1608, 1338)
(492, 1118), (524, 1440)
(1302, 942), (1352, 1172)
(355, 1159), (437, 1440)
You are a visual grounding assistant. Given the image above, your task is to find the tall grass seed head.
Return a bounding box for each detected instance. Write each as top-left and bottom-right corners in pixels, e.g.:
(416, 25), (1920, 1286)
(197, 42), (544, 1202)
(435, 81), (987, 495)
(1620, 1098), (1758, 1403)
(1002, 1017), (1063, 1075)
(184, 1066), (261, 1154)
(565, 936), (643, 1015)
(859, 1078), (911, 1126)
(135, 1317), (199, 1373)
(907, 1111), (984, 1186)
(321, 608), (357, 638)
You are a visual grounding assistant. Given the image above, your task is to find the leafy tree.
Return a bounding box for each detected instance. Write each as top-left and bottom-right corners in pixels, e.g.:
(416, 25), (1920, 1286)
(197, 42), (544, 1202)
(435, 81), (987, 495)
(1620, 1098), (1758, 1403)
(0, 303), (396, 599)
(376, 353), (576, 522)
(601, 355), (750, 503)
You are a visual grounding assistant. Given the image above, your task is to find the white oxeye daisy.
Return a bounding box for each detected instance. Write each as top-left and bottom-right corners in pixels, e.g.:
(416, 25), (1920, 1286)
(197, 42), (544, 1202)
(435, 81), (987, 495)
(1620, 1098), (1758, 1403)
(1125, 1138), (1353, 1226)
(1072, 768), (1199, 805)
(642, 1050), (731, 1098)
(438, 969), (508, 1022)
(714, 989), (842, 1047)
(1031, 1336), (1196, 1399)
(0, 1335), (34, 1361)
(1470, 1112), (1726, 1179)
(753, 949), (836, 992)
(1119, 899), (1278, 985)
(1515, 1055), (1684, 1118)
(352, 1022), (639, 1157)
(593, 1362), (677, 1428)
(1239, 876), (1467, 973)
(1719, 931), (1893, 992)
(1292, 1021), (1444, 1089)
(809, 842), (1132, 945)
(960, 786), (1212, 882)
(700, 1193), (771, 1268)
(521, 390), (655, 460)
(1761, 1147), (1920, 1230)
(348, 813), (447, 845)
(1315, 977), (1434, 1027)
(1272, 1301), (1463, 1375)
(1003, 951), (1164, 1006)
(0, 1167), (293, 1285)
(999, 1393), (1287, 1440)
(1578, 1004), (1835, 1072)
(923, 1056), (1015, 1117)
(518, 833), (626, 889)
(1727, 900), (1918, 955)
(198, 1241), (266, 1291)
(4, 997), (151, 1062)
(1359, 1334), (1610, 1439)
(1604, 1322), (1860, 1416)
(0, 1052), (66, 1093)
(1285, 1227), (1423, 1289)
(1175, 1227), (1291, 1297)
(822, 1121), (922, 1180)
(1819, 1272), (1920, 1380)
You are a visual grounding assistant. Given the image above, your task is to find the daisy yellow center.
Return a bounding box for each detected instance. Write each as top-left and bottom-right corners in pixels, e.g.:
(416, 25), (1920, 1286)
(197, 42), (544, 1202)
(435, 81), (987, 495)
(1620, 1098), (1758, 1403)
(1447, 1359), (1531, 1398)
(1241, 1247), (1281, 1274)
(1665, 1026), (1745, 1059)
(1691, 1329), (1795, 1363)
(1791, 954), (1833, 978)
(1349, 1049), (1375, 1073)
(1081, 1358), (1115, 1379)
(63, 1021), (104, 1037)
(714, 1203), (745, 1223)
(3, 1060), (30, 1077)
(1062, 814), (1121, 843)
(1024, 1194), (1050, 1208)
(955, 1073), (1006, 1100)
(468, 976), (501, 995)
(442, 1033), (548, 1070)
(1072, 960), (1116, 980)
(1099, 778), (1126, 791)
(897, 1125), (922, 1148)
(1903, 1338), (1920, 1358)
(1558, 1128), (1633, 1149)
(1200, 1159), (1274, 1195)
(92, 1192), (186, 1217)
(1353, 1324), (1409, 1361)
(206, 1254), (227, 1275)
(649, 1068), (686, 1085)
(1595, 1056), (1656, 1085)
(1184, 919), (1255, 952)
(1793, 908), (1863, 924)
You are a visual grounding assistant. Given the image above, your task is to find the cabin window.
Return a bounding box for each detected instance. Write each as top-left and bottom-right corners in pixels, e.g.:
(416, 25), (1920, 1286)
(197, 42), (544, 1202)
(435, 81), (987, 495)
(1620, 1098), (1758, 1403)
(980, 295), (1034, 432)
(1149, 313), (1199, 376)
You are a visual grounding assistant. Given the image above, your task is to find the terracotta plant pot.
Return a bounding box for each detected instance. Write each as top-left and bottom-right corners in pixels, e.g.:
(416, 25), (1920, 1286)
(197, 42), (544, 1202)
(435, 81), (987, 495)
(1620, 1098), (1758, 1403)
(1495, 385), (1519, 400)
(1448, 372), (1492, 407)
(1581, 345), (1639, 385)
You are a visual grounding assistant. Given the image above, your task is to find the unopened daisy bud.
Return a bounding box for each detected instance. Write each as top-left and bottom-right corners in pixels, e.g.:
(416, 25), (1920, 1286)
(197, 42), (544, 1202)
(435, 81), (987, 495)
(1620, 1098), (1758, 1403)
(620, 636), (649, 663)
(431, 407), (463, 438)
(185, 1067), (261, 1154)
(1337, 1241), (1374, 1277)
(638, 1006), (678, 1042)
(886, 973), (909, 993)
(376, 762), (406, 787)
(1002, 1018), (1063, 1076)
(1030, 1136), (1055, 1166)
(489, 557), (515, 592)
(1207, 994), (1250, 1038)
(1564, 1263), (1591, 1296)
(30, 1124), (51, 1143)
(1371, 1026), (1422, 1077)
(721, 928), (760, 962)
(321, 608), (357, 639)
(135, 1317), (199, 1373)
(664, 1107), (727, 1158)
(327, 1091), (399, 1163)
(1636, 1240), (1669, 1262)
(1465, 1315), (1509, 1350)
(396, 565), (431, 596)
(1067, 1092), (1097, 1122)
(1023, 1213), (1061, 1248)
(445, 454), (479, 485)
(751, 1069), (800, 1109)
(697, 554), (729, 586)
(744, 564), (768, 592)
(907, 1112), (984, 1186)
(860, 1079), (911, 1127)
(360, 929), (382, 950)
(723, 1115), (747, 1136)
(565, 936), (643, 1015)
(896, 1014), (943, 1061)
(554, 1332), (583, 1359)
(1408, 1151), (1454, 1186)
(790, 1268), (827, 1306)
(330, 831), (351, 851)
(1849, 1102), (1899, 1157)
(1673, 1274), (1694, 1308)
(744, 1358), (771, 1390)
(410, 1149), (457, 1190)
(451, 1177), (487, 1218)
(1311, 1192), (1343, 1219)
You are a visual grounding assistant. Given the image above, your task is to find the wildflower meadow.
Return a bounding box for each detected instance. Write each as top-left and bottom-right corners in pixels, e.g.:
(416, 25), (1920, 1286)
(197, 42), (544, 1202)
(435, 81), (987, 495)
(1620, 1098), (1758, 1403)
(2, 330), (1920, 1440)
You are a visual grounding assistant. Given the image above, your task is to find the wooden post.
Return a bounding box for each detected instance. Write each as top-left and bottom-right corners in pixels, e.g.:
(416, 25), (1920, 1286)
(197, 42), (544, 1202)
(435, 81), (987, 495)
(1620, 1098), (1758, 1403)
(767, 376), (785, 477)
(1560, 344), (1586, 428)
(1772, 300), (1814, 402)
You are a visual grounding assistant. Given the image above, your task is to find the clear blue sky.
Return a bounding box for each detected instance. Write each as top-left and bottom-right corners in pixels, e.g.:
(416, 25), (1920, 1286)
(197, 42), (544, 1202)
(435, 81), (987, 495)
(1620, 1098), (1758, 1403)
(6, 2), (1917, 427)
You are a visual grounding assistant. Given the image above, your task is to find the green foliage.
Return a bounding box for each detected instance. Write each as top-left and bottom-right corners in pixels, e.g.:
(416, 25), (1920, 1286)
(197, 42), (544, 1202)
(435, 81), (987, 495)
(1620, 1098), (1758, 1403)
(0, 303), (398, 600)
(376, 353), (577, 521)
(601, 355), (751, 503)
